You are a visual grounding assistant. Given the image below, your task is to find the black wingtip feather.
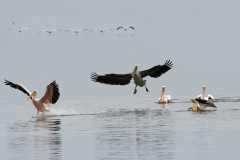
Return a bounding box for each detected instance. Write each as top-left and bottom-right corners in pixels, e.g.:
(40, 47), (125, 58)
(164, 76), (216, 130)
(165, 60), (173, 68)
(90, 72), (99, 82)
(50, 80), (60, 104)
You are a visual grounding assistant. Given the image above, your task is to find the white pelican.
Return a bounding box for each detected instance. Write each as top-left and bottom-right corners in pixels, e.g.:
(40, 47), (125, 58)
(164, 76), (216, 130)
(158, 86), (172, 103)
(117, 26), (135, 30)
(94, 28), (113, 32)
(91, 60), (173, 94)
(8, 25), (31, 32)
(4, 80), (60, 117)
(38, 29), (59, 34)
(65, 28), (89, 33)
(188, 99), (216, 111)
(196, 85), (214, 100)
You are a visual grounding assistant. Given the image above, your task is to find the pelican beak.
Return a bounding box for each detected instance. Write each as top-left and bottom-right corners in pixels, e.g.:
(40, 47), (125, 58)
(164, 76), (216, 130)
(27, 92), (36, 100)
(27, 95), (32, 100)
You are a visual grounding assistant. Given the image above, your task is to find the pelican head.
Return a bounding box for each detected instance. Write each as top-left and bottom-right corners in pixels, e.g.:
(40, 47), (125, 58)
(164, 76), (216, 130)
(203, 85), (205, 89)
(27, 90), (38, 100)
(133, 65), (138, 72)
(162, 86), (165, 92)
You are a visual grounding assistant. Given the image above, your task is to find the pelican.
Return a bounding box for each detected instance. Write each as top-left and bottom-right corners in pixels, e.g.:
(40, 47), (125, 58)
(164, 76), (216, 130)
(188, 99), (216, 111)
(65, 28), (89, 33)
(91, 60), (173, 94)
(196, 85), (214, 100)
(158, 86), (172, 103)
(94, 28), (113, 32)
(8, 25), (31, 32)
(38, 29), (59, 34)
(117, 26), (135, 30)
(4, 80), (60, 117)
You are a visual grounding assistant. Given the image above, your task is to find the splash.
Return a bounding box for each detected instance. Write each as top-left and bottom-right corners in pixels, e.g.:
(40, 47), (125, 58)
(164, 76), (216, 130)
(43, 108), (78, 117)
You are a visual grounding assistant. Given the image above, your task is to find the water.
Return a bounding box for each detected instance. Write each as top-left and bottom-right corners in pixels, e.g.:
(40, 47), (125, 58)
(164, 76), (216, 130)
(1, 95), (240, 160)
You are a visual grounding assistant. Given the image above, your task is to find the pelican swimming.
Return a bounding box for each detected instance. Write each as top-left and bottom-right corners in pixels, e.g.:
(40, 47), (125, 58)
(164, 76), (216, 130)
(158, 86), (172, 103)
(91, 60), (173, 94)
(188, 99), (216, 111)
(4, 80), (60, 117)
(38, 29), (59, 34)
(65, 28), (89, 33)
(196, 85), (214, 100)
(117, 26), (135, 30)
(8, 25), (31, 32)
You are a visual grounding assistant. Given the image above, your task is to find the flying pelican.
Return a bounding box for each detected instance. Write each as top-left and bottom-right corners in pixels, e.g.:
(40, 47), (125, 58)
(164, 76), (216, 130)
(188, 99), (216, 111)
(158, 86), (172, 103)
(196, 85), (214, 100)
(38, 29), (59, 34)
(117, 26), (135, 30)
(8, 25), (31, 32)
(4, 80), (60, 117)
(65, 28), (89, 33)
(94, 28), (113, 32)
(91, 60), (173, 94)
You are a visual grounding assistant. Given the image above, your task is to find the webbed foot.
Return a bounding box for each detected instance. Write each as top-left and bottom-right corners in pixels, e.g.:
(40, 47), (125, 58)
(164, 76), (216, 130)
(133, 89), (137, 94)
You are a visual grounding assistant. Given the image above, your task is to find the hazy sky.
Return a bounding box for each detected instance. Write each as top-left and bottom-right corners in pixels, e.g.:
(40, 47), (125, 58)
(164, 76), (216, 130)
(1, 0), (240, 101)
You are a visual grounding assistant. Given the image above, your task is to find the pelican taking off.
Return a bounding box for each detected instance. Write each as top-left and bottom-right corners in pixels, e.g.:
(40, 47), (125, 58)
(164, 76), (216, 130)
(196, 85), (214, 100)
(188, 99), (216, 111)
(4, 80), (60, 117)
(8, 25), (31, 32)
(158, 86), (172, 103)
(93, 28), (113, 32)
(91, 60), (173, 94)
(117, 26), (135, 30)
(38, 29), (59, 34)
(65, 28), (89, 33)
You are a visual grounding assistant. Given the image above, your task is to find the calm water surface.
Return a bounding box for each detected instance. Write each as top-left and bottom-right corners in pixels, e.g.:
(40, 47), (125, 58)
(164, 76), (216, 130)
(1, 95), (240, 160)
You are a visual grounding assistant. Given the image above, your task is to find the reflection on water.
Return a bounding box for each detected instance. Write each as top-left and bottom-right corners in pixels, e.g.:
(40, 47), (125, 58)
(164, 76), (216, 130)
(95, 109), (175, 159)
(7, 118), (62, 160)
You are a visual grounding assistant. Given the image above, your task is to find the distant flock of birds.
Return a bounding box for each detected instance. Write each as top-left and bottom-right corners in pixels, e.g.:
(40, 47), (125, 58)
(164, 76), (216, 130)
(8, 23), (135, 34)
(4, 59), (217, 118)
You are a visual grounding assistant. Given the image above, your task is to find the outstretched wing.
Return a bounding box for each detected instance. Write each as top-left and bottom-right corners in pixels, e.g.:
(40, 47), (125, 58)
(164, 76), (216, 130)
(140, 60), (173, 78)
(128, 26), (135, 30)
(90, 72), (132, 85)
(190, 99), (199, 110)
(40, 81), (60, 105)
(4, 79), (31, 96)
(117, 26), (123, 30)
(21, 25), (31, 30)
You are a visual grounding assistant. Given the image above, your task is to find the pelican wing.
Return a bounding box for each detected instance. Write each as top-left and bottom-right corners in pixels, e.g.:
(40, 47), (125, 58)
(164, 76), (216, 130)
(140, 60), (173, 78)
(91, 72), (132, 85)
(79, 28), (89, 31)
(190, 99), (199, 110)
(4, 79), (31, 96)
(21, 25), (31, 30)
(117, 26), (123, 30)
(128, 26), (135, 30)
(40, 81), (60, 105)
(195, 98), (216, 107)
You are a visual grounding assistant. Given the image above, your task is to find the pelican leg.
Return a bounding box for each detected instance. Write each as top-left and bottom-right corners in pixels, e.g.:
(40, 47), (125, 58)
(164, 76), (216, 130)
(145, 85), (149, 92)
(133, 85), (137, 94)
(187, 107), (192, 111)
(41, 112), (45, 116)
(36, 111), (39, 116)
